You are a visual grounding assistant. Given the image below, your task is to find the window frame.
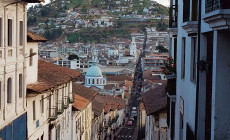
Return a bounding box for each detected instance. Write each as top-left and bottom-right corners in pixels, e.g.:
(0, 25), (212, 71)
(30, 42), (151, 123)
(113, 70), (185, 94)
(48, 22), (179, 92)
(7, 77), (12, 103)
(33, 100), (36, 120)
(181, 37), (186, 79)
(8, 19), (13, 47)
(19, 21), (23, 46)
(19, 74), (23, 98)
(190, 37), (197, 83)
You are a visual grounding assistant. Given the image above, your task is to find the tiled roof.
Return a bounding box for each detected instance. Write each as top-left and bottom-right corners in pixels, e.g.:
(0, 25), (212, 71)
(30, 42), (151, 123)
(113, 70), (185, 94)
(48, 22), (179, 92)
(104, 84), (115, 90)
(27, 59), (81, 93)
(27, 31), (47, 42)
(142, 84), (167, 116)
(72, 94), (90, 111)
(107, 75), (133, 82)
(72, 83), (98, 101)
(92, 95), (126, 114)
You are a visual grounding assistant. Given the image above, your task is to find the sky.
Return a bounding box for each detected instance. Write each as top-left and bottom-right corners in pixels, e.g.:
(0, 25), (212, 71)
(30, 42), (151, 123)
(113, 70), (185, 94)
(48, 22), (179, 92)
(28, 0), (170, 9)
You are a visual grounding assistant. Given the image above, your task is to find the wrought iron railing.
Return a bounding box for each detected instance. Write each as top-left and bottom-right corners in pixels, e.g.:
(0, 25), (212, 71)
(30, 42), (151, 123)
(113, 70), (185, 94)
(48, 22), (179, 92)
(169, 5), (178, 28)
(49, 106), (57, 121)
(57, 100), (64, 114)
(63, 96), (70, 109)
(205, 0), (230, 13)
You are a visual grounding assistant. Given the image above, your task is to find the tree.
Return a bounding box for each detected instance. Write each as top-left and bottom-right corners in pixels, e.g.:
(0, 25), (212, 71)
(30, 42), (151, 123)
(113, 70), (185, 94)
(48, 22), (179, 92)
(68, 54), (79, 60)
(156, 45), (168, 53)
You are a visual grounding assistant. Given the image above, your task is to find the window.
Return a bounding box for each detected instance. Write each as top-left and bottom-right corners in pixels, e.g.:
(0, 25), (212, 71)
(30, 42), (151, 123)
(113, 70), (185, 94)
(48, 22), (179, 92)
(0, 18), (2, 47)
(183, 0), (190, 22)
(40, 95), (44, 114)
(19, 21), (23, 46)
(19, 74), (23, 98)
(8, 19), (12, 46)
(29, 49), (33, 66)
(33, 100), (36, 120)
(7, 78), (12, 103)
(181, 38), (186, 79)
(191, 37), (197, 82)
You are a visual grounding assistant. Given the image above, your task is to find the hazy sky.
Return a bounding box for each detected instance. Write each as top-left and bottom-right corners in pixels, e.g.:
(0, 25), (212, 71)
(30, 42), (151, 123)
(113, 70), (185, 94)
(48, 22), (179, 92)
(28, 0), (170, 9)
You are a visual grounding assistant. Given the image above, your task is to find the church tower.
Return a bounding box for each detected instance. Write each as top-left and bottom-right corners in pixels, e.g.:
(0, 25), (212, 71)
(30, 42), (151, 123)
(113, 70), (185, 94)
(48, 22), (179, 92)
(130, 37), (137, 59)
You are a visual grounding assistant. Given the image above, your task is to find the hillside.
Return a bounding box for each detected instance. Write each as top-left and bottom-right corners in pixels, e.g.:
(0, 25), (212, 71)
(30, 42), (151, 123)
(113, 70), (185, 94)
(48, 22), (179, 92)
(27, 0), (169, 43)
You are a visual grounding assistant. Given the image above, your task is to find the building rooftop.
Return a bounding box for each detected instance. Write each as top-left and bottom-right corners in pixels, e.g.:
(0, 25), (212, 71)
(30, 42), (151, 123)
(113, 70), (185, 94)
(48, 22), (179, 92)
(86, 64), (103, 77)
(142, 85), (167, 116)
(27, 59), (81, 93)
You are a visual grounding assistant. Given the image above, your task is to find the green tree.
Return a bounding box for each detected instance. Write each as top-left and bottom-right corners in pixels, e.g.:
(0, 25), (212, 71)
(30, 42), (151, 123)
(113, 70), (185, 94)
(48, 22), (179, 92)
(68, 54), (79, 60)
(156, 45), (168, 53)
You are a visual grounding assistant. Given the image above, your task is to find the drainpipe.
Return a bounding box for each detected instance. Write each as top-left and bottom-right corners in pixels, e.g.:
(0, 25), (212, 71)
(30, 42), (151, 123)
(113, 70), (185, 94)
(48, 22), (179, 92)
(195, 0), (202, 139)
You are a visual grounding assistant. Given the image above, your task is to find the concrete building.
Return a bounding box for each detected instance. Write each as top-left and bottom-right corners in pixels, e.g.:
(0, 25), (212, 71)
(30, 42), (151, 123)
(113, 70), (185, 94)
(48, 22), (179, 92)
(0, 1), (42, 139)
(142, 54), (168, 70)
(167, 0), (230, 139)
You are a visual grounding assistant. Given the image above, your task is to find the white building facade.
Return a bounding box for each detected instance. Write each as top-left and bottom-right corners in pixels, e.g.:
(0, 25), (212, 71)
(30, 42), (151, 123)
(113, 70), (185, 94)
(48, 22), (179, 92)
(85, 64), (106, 89)
(168, 0), (230, 139)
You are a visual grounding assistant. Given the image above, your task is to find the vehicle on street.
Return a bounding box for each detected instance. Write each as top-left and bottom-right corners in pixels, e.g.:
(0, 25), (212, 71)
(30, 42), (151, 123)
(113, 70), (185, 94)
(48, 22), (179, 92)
(126, 121), (133, 126)
(129, 116), (135, 121)
(131, 111), (137, 118)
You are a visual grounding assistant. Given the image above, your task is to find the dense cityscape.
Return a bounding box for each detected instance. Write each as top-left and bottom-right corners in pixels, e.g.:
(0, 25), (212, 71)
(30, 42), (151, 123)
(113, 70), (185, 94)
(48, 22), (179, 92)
(0, 0), (230, 140)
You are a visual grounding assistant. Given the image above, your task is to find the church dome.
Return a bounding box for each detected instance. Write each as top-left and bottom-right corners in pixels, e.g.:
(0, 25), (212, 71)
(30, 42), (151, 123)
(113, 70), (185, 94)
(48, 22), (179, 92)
(86, 65), (102, 77)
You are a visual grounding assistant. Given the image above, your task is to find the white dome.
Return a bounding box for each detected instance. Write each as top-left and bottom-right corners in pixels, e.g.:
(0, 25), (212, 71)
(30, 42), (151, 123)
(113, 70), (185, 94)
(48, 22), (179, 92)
(86, 65), (102, 77)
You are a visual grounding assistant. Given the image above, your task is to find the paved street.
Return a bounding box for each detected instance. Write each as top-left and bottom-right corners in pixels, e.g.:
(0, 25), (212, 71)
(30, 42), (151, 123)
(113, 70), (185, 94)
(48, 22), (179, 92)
(114, 120), (137, 140)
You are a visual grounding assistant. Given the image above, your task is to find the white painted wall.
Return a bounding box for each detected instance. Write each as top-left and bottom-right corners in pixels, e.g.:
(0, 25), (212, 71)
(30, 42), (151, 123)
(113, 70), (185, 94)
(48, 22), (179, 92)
(0, 1), (27, 130)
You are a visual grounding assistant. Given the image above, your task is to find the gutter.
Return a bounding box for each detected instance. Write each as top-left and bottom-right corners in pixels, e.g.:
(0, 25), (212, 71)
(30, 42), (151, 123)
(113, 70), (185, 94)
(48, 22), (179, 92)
(195, 0), (202, 139)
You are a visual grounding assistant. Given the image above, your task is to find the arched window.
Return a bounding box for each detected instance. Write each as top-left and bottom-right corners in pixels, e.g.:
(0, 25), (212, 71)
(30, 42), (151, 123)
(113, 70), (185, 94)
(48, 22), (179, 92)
(7, 77), (12, 103)
(19, 74), (23, 98)
(92, 79), (95, 84)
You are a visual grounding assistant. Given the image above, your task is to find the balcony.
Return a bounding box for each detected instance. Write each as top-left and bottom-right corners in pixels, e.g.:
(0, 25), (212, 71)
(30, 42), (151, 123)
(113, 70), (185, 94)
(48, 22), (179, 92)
(204, 0), (230, 30)
(63, 96), (70, 109)
(49, 106), (57, 121)
(57, 100), (64, 114)
(166, 78), (176, 96)
(181, 21), (198, 36)
(169, 5), (178, 29)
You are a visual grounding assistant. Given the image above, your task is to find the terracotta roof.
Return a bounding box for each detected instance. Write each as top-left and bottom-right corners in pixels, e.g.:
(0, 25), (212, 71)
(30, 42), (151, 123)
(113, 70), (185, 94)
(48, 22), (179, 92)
(27, 59), (81, 93)
(104, 84), (115, 90)
(27, 31), (47, 42)
(107, 75), (133, 82)
(72, 83), (98, 101)
(142, 85), (167, 116)
(72, 94), (90, 111)
(92, 95), (126, 114)
(143, 70), (162, 80)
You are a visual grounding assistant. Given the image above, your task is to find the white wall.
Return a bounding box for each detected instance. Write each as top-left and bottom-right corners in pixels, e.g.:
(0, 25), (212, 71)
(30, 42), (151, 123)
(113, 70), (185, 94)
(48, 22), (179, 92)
(0, 1), (27, 129)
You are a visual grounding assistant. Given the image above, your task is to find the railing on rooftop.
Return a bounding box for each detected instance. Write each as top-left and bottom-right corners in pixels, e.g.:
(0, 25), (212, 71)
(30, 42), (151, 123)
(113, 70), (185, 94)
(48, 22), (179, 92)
(205, 0), (230, 13)
(169, 5), (178, 28)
